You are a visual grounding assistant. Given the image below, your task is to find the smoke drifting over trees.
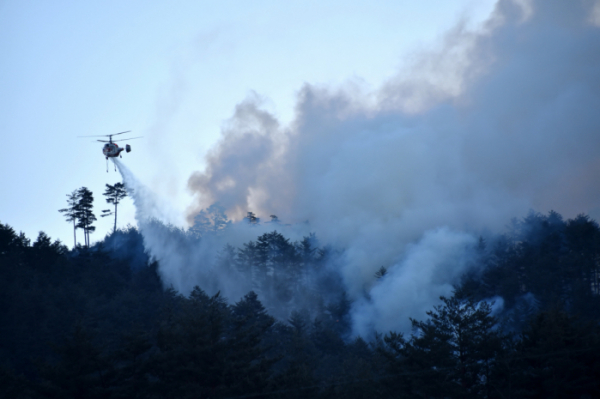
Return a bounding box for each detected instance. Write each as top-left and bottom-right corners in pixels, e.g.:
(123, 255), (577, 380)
(116, 0), (600, 335)
(3, 212), (600, 397)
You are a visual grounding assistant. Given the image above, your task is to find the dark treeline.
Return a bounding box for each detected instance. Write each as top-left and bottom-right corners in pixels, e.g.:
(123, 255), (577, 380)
(460, 211), (600, 326)
(2, 210), (600, 398)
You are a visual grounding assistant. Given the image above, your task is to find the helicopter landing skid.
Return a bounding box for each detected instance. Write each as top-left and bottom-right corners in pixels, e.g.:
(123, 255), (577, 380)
(106, 158), (116, 172)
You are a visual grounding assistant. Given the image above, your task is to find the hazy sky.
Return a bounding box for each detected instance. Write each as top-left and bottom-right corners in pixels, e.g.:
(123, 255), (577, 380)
(0, 0), (496, 247)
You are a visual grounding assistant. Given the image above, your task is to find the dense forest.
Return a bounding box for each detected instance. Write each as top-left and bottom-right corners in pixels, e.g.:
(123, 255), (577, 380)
(1, 209), (600, 398)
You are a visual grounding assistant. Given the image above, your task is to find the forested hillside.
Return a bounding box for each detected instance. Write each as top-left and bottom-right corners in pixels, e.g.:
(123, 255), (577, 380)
(1, 211), (600, 398)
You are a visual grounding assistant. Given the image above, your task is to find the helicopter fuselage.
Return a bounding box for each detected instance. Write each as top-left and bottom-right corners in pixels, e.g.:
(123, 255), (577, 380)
(102, 143), (131, 159)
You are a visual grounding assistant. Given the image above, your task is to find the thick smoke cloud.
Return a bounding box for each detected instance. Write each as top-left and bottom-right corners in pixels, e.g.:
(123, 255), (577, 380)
(130, 0), (600, 335)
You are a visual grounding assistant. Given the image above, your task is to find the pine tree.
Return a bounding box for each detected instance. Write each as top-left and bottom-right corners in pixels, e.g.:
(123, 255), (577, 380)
(374, 266), (387, 279)
(75, 187), (96, 247)
(59, 190), (80, 248)
(190, 203), (230, 237)
(396, 295), (505, 398)
(150, 287), (230, 398)
(226, 291), (277, 396)
(245, 211), (260, 225)
(101, 182), (127, 234)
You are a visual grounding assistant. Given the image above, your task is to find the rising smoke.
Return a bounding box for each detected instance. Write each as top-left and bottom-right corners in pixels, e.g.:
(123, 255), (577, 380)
(121, 0), (600, 336)
(115, 159), (314, 305)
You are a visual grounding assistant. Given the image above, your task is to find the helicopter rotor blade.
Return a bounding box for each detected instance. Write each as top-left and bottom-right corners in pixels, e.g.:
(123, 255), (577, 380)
(78, 130), (132, 138)
(112, 136), (143, 142)
(111, 130), (132, 136)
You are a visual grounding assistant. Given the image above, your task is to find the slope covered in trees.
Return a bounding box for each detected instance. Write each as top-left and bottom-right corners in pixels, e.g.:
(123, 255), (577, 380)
(1, 210), (600, 398)
(459, 211), (600, 326)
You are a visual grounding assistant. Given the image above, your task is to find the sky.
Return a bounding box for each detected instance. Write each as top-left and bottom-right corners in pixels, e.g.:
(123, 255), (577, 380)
(0, 0), (497, 247)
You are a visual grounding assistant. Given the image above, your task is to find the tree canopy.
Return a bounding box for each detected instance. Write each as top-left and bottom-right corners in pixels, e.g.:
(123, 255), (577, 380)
(102, 182), (128, 234)
(3, 209), (600, 398)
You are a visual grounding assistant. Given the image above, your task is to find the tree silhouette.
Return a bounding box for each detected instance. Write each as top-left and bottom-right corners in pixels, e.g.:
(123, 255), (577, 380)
(245, 211), (260, 225)
(190, 203), (230, 237)
(75, 187), (96, 247)
(58, 190), (80, 247)
(101, 182), (127, 234)
(374, 266), (387, 279)
(391, 295), (505, 398)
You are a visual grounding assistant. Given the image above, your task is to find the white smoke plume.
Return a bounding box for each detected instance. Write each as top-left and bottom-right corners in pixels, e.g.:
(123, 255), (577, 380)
(351, 228), (478, 337)
(115, 159), (313, 305)
(123, 0), (600, 336)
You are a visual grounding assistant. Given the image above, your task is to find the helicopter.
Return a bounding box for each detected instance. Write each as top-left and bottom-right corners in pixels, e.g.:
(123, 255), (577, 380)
(79, 131), (143, 172)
